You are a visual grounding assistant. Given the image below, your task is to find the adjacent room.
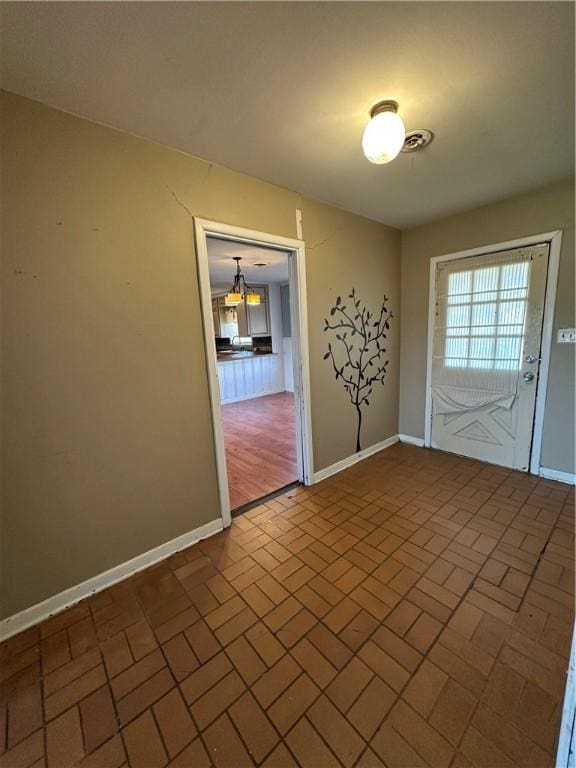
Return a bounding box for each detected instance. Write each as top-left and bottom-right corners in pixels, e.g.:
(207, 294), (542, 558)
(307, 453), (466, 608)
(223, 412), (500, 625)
(0, 3), (574, 768)
(207, 237), (298, 510)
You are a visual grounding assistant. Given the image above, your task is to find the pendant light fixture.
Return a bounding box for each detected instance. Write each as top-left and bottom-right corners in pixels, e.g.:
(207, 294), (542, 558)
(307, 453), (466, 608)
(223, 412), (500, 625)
(362, 100), (433, 164)
(224, 257), (261, 306)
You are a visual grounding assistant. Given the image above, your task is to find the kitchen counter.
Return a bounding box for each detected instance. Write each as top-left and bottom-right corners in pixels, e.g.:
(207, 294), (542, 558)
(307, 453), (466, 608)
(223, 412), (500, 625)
(216, 352), (283, 403)
(216, 351), (277, 363)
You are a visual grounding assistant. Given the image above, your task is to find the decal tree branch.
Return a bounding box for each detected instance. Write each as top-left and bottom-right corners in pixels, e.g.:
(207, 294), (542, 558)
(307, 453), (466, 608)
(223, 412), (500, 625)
(323, 288), (393, 453)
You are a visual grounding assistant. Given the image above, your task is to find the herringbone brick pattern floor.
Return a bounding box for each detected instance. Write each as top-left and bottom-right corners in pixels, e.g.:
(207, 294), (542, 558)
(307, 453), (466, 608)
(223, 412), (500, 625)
(1, 444), (574, 768)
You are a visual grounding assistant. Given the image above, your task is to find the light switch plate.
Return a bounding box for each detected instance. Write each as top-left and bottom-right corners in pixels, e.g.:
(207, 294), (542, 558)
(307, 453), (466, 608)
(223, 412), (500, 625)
(557, 328), (576, 343)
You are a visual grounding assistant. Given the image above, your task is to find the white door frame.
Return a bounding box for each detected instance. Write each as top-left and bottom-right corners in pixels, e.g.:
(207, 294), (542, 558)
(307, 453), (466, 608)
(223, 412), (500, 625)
(194, 218), (314, 527)
(424, 230), (562, 476)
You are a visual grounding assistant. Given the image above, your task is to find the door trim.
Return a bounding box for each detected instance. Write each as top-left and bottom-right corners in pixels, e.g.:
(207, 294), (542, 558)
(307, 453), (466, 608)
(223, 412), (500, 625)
(423, 230), (562, 476)
(194, 218), (314, 527)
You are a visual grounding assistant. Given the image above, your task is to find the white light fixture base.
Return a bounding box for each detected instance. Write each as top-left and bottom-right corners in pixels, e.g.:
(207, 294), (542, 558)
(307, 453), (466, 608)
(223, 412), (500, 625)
(369, 100), (399, 118)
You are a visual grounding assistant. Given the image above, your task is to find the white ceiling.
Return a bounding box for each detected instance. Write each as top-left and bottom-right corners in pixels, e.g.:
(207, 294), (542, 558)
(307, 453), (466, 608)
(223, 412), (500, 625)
(1, 2), (573, 228)
(207, 237), (289, 286)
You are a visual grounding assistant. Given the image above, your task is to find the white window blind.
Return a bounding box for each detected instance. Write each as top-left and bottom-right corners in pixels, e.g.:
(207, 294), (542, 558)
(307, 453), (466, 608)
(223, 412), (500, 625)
(432, 249), (532, 414)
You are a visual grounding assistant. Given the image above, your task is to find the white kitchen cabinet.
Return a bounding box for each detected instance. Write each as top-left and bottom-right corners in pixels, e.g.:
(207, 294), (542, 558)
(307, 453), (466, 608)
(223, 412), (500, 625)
(212, 286), (270, 338)
(247, 301), (269, 336)
(217, 354), (284, 404)
(211, 303), (220, 336)
(246, 285), (270, 337)
(235, 302), (249, 337)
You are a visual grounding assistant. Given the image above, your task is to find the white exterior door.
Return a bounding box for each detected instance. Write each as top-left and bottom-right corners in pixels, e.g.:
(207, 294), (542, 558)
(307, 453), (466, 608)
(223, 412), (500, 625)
(430, 244), (549, 471)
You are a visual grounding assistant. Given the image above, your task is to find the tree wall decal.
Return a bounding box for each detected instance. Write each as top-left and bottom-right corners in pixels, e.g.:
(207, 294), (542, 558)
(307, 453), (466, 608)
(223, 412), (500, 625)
(323, 288), (394, 453)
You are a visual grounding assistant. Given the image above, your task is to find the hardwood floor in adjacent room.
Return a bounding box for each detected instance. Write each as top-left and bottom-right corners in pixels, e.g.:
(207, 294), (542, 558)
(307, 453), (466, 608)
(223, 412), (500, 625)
(222, 391), (297, 510)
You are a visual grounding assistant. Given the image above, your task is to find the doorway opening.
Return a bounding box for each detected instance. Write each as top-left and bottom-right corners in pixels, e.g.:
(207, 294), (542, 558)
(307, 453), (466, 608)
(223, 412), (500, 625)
(194, 219), (313, 527)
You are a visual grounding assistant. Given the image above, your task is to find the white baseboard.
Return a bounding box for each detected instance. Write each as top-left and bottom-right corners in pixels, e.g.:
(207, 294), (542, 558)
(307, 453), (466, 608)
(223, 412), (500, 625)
(556, 621), (576, 767)
(398, 434), (426, 448)
(220, 386), (285, 405)
(0, 517), (223, 643)
(539, 467), (576, 485)
(313, 434), (399, 484)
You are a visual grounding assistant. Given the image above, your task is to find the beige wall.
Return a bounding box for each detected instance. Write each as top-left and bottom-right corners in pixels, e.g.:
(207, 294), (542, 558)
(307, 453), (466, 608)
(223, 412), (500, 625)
(0, 91), (401, 618)
(400, 178), (575, 475)
(303, 198), (401, 465)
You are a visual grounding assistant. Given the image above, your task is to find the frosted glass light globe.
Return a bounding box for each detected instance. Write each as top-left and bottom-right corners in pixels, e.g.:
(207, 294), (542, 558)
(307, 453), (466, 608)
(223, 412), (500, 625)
(362, 110), (406, 164)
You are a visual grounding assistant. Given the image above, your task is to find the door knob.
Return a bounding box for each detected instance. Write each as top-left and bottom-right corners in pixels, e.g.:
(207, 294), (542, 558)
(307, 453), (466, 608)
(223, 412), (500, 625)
(525, 354), (538, 364)
(523, 371), (535, 382)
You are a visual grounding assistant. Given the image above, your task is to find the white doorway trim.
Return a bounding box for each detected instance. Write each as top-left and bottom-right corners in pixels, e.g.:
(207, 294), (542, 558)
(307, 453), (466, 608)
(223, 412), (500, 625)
(423, 230), (562, 476)
(194, 218), (313, 527)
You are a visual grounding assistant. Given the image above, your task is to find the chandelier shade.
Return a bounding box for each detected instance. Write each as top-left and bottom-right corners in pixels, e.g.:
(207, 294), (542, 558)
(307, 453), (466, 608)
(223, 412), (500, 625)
(225, 257), (260, 306)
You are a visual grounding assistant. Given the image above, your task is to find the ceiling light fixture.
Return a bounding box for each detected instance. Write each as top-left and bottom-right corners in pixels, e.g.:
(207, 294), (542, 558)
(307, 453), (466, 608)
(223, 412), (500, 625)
(362, 101), (405, 164)
(362, 101), (433, 164)
(224, 257), (261, 306)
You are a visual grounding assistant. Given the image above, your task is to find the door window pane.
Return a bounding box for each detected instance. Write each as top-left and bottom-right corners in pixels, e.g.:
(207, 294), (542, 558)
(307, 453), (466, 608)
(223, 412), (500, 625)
(443, 260), (530, 370)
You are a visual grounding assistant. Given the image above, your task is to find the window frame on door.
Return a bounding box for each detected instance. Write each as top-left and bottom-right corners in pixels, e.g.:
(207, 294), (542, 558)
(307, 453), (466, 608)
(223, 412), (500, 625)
(424, 230), (562, 477)
(441, 259), (531, 372)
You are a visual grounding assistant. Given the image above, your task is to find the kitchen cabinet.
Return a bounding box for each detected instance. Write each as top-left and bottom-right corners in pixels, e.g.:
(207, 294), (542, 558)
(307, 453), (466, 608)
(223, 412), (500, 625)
(211, 286), (270, 338)
(211, 301), (221, 336)
(236, 301), (249, 337)
(247, 301), (269, 336)
(247, 285), (270, 336)
(211, 297), (247, 338)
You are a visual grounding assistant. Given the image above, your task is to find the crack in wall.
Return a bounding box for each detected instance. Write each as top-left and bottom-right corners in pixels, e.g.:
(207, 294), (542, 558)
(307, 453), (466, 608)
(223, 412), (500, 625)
(167, 187), (194, 219)
(308, 223), (349, 251)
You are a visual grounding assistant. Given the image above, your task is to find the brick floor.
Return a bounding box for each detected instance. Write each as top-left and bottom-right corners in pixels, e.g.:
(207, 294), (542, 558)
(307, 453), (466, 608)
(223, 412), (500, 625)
(1, 443), (574, 768)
